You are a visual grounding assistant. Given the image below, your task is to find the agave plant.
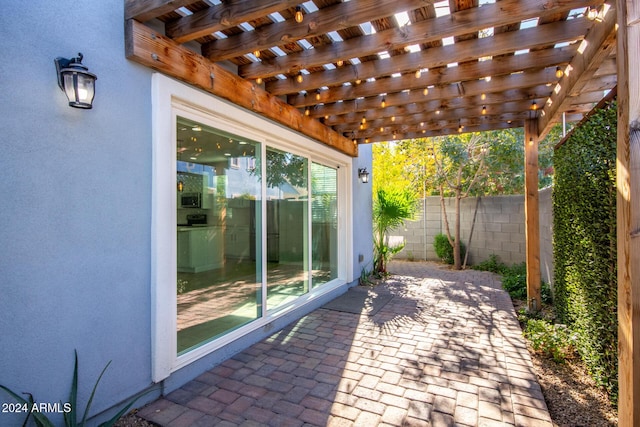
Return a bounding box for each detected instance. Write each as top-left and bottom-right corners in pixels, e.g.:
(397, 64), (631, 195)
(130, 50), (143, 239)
(0, 350), (149, 427)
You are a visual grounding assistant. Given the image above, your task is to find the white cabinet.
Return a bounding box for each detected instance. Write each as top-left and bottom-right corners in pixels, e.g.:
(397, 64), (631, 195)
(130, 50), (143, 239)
(177, 226), (224, 272)
(226, 225), (251, 260)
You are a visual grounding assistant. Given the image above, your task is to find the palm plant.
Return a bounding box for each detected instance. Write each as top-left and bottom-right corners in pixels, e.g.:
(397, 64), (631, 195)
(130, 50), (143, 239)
(373, 188), (418, 274)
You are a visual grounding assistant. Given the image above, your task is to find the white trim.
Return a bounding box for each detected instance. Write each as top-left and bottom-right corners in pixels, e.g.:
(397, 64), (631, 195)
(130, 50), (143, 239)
(151, 74), (353, 382)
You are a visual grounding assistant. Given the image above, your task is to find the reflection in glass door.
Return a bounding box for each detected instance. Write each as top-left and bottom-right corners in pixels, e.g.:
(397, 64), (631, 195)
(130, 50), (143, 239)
(311, 163), (338, 286)
(176, 116), (262, 355)
(265, 147), (309, 310)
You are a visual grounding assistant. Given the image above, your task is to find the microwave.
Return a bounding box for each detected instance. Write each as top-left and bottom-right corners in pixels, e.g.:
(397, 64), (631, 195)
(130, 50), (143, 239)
(180, 192), (201, 208)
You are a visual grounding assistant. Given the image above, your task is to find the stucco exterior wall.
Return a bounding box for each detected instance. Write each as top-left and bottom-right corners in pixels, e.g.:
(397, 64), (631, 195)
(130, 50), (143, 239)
(0, 3), (373, 424)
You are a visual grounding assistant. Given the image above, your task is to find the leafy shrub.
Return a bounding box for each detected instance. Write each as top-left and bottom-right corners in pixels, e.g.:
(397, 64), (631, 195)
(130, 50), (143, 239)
(501, 262), (527, 300)
(472, 254), (507, 274)
(433, 233), (465, 265)
(524, 319), (577, 363)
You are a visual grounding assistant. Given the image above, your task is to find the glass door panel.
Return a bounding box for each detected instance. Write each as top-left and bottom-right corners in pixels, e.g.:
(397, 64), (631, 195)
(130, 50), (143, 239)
(265, 147), (309, 310)
(311, 163), (338, 286)
(176, 116), (262, 355)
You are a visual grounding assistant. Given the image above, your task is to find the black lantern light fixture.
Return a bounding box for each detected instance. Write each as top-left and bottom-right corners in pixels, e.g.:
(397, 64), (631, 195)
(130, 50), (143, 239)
(54, 53), (97, 109)
(358, 168), (370, 184)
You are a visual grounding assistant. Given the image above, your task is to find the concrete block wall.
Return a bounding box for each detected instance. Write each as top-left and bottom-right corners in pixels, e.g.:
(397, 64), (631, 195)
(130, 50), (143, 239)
(539, 187), (554, 286)
(391, 194), (529, 266)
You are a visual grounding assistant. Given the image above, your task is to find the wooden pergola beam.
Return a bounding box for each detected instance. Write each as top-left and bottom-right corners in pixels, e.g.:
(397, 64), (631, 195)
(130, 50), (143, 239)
(166, 0), (302, 44)
(240, 0), (598, 80)
(359, 120), (522, 143)
(334, 104), (535, 134)
(125, 0), (199, 22)
(616, 0), (640, 424)
(311, 68), (557, 118)
(537, 3), (618, 139)
(289, 45), (577, 107)
(124, 19), (356, 157)
(314, 85), (553, 119)
(199, 0), (434, 60)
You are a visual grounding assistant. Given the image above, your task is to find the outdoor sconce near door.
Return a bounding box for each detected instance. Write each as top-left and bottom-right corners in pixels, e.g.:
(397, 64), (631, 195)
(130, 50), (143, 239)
(358, 168), (370, 184)
(54, 53), (97, 109)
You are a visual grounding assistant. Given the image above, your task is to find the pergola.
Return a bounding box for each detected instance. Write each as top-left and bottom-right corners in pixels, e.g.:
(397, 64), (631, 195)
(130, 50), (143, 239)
(123, 0), (639, 424)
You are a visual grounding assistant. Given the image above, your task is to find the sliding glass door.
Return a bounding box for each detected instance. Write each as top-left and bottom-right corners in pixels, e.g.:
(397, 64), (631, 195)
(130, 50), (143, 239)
(174, 116), (342, 355)
(176, 116), (262, 355)
(265, 147), (309, 310)
(311, 162), (338, 286)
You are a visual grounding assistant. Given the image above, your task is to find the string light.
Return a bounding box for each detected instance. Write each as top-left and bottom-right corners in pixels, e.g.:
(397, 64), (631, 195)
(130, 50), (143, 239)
(415, 69), (421, 79)
(295, 6), (304, 23)
(361, 116), (366, 125)
(380, 97), (386, 108)
(555, 66), (564, 78)
(253, 50), (261, 58)
(482, 105), (487, 115)
(304, 107), (310, 116)
(296, 73), (303, 83)
(458, 121), (464, 132)
(531, 101), (538, 111)
(481, 93), (486, 101)
(336, 59), (344, 67)
(423, 88), (429, 96)
(391, 116), (396, 122)
(315, 90), (321, 101)
(255, 77), (263, 84)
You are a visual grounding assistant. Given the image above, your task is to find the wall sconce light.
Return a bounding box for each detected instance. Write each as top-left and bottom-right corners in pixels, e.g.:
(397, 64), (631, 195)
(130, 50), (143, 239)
(54, 53), (97, 109)
(358, 168), (370, 184)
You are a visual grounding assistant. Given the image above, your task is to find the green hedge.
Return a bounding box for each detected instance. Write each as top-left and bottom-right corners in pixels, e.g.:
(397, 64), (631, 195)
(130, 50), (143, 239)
(553, 101), (618, 401)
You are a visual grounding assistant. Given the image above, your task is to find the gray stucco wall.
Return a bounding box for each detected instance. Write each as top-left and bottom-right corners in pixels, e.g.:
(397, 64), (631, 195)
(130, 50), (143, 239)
(353, 144), (374, 278)
(0, 3), (372, 425)
(0, 2), (155, 425)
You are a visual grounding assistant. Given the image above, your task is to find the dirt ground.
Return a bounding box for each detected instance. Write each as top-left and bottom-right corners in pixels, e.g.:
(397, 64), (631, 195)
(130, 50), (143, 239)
(530, 350), (618, 427)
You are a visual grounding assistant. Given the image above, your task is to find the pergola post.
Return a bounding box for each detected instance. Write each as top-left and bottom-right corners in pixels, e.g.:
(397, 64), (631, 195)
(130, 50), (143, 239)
(617, 0), (640, 425)
(524, 118), (541, 312)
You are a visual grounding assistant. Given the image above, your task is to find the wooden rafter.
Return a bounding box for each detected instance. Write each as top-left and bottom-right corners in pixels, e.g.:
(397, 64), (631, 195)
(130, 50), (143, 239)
(288, 46), (577, 107)
(199, 0), (435, 61)
(165, 0), (303, 44)
(124, 19), (356, 157)
(538, 3), (618, 138)
(239, 0), (599, 80)
(124, 0), (617, 150)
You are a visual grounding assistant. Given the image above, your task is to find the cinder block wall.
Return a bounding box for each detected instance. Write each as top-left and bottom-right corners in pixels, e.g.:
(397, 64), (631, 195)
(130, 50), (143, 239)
(539, 187), (554, 286)
(391, 194), (528, 266)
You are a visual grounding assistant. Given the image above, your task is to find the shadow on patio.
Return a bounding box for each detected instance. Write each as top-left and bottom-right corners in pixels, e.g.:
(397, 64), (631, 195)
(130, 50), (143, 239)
(137, 260), (552, 426)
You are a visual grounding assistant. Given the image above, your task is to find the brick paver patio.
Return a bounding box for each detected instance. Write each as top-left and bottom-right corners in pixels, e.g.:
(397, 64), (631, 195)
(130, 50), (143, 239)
(137, 261), (552, 426)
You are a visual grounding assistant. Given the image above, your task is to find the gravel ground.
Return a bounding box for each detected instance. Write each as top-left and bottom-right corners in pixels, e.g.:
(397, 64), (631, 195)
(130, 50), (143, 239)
(530, 350), (618, 427)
